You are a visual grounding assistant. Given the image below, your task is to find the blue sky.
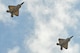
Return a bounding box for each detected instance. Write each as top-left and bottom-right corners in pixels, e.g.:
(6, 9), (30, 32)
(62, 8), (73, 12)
(0, 0), (80, 53)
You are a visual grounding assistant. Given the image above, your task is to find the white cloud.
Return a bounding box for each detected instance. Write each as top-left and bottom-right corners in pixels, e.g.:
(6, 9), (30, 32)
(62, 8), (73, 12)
(23, 0), (80, 53)
(8, 46), (20, 53)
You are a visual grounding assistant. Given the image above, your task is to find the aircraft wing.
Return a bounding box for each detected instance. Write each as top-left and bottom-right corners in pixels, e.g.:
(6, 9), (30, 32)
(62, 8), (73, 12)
(58, 39), (65, 43)
(14, 10), (19, 16)
(8, 6), (16, 10)
(62, 43), (68, 49)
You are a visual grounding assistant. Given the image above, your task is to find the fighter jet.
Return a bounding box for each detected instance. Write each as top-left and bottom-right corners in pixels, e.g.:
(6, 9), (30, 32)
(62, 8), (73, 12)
(6, 2), (24, 17)
(56, 36), (73, 50)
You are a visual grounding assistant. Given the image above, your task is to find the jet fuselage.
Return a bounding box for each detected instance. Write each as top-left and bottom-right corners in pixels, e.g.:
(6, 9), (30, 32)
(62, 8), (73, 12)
(6, 2), (24, 17)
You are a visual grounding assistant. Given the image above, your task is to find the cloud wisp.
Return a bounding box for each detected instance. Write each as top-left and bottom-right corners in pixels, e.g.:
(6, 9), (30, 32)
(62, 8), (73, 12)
(8, 46), (20, 53)
(23, 0), (80, 53)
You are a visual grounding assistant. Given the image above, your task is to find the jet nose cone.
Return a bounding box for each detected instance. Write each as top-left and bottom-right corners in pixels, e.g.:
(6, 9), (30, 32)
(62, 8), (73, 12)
(22, 2), (24, 4)
(70, 36), (73, 39)
(21, 2), (24, 5)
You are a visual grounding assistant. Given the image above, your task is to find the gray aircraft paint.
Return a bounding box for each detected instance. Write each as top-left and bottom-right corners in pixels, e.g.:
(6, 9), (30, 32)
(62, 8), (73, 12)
(56, 36), (73, 50)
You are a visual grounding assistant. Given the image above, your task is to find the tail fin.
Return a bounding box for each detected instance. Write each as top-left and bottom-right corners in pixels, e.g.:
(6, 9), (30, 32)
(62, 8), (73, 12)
(60, 47), (63, 50)
(11, 13), (13, 17)
(6, 10), (10, 12)
(56, 43), (60, 45)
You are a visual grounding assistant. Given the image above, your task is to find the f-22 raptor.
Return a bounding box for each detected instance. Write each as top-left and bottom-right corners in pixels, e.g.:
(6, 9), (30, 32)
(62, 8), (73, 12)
(6, 2), (24, 17)
(56, 36), (73, 50)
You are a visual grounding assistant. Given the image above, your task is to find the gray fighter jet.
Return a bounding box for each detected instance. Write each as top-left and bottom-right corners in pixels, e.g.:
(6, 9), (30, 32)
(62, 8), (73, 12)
(56, 36), (73, 50)
(6, 2), (24, 17)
